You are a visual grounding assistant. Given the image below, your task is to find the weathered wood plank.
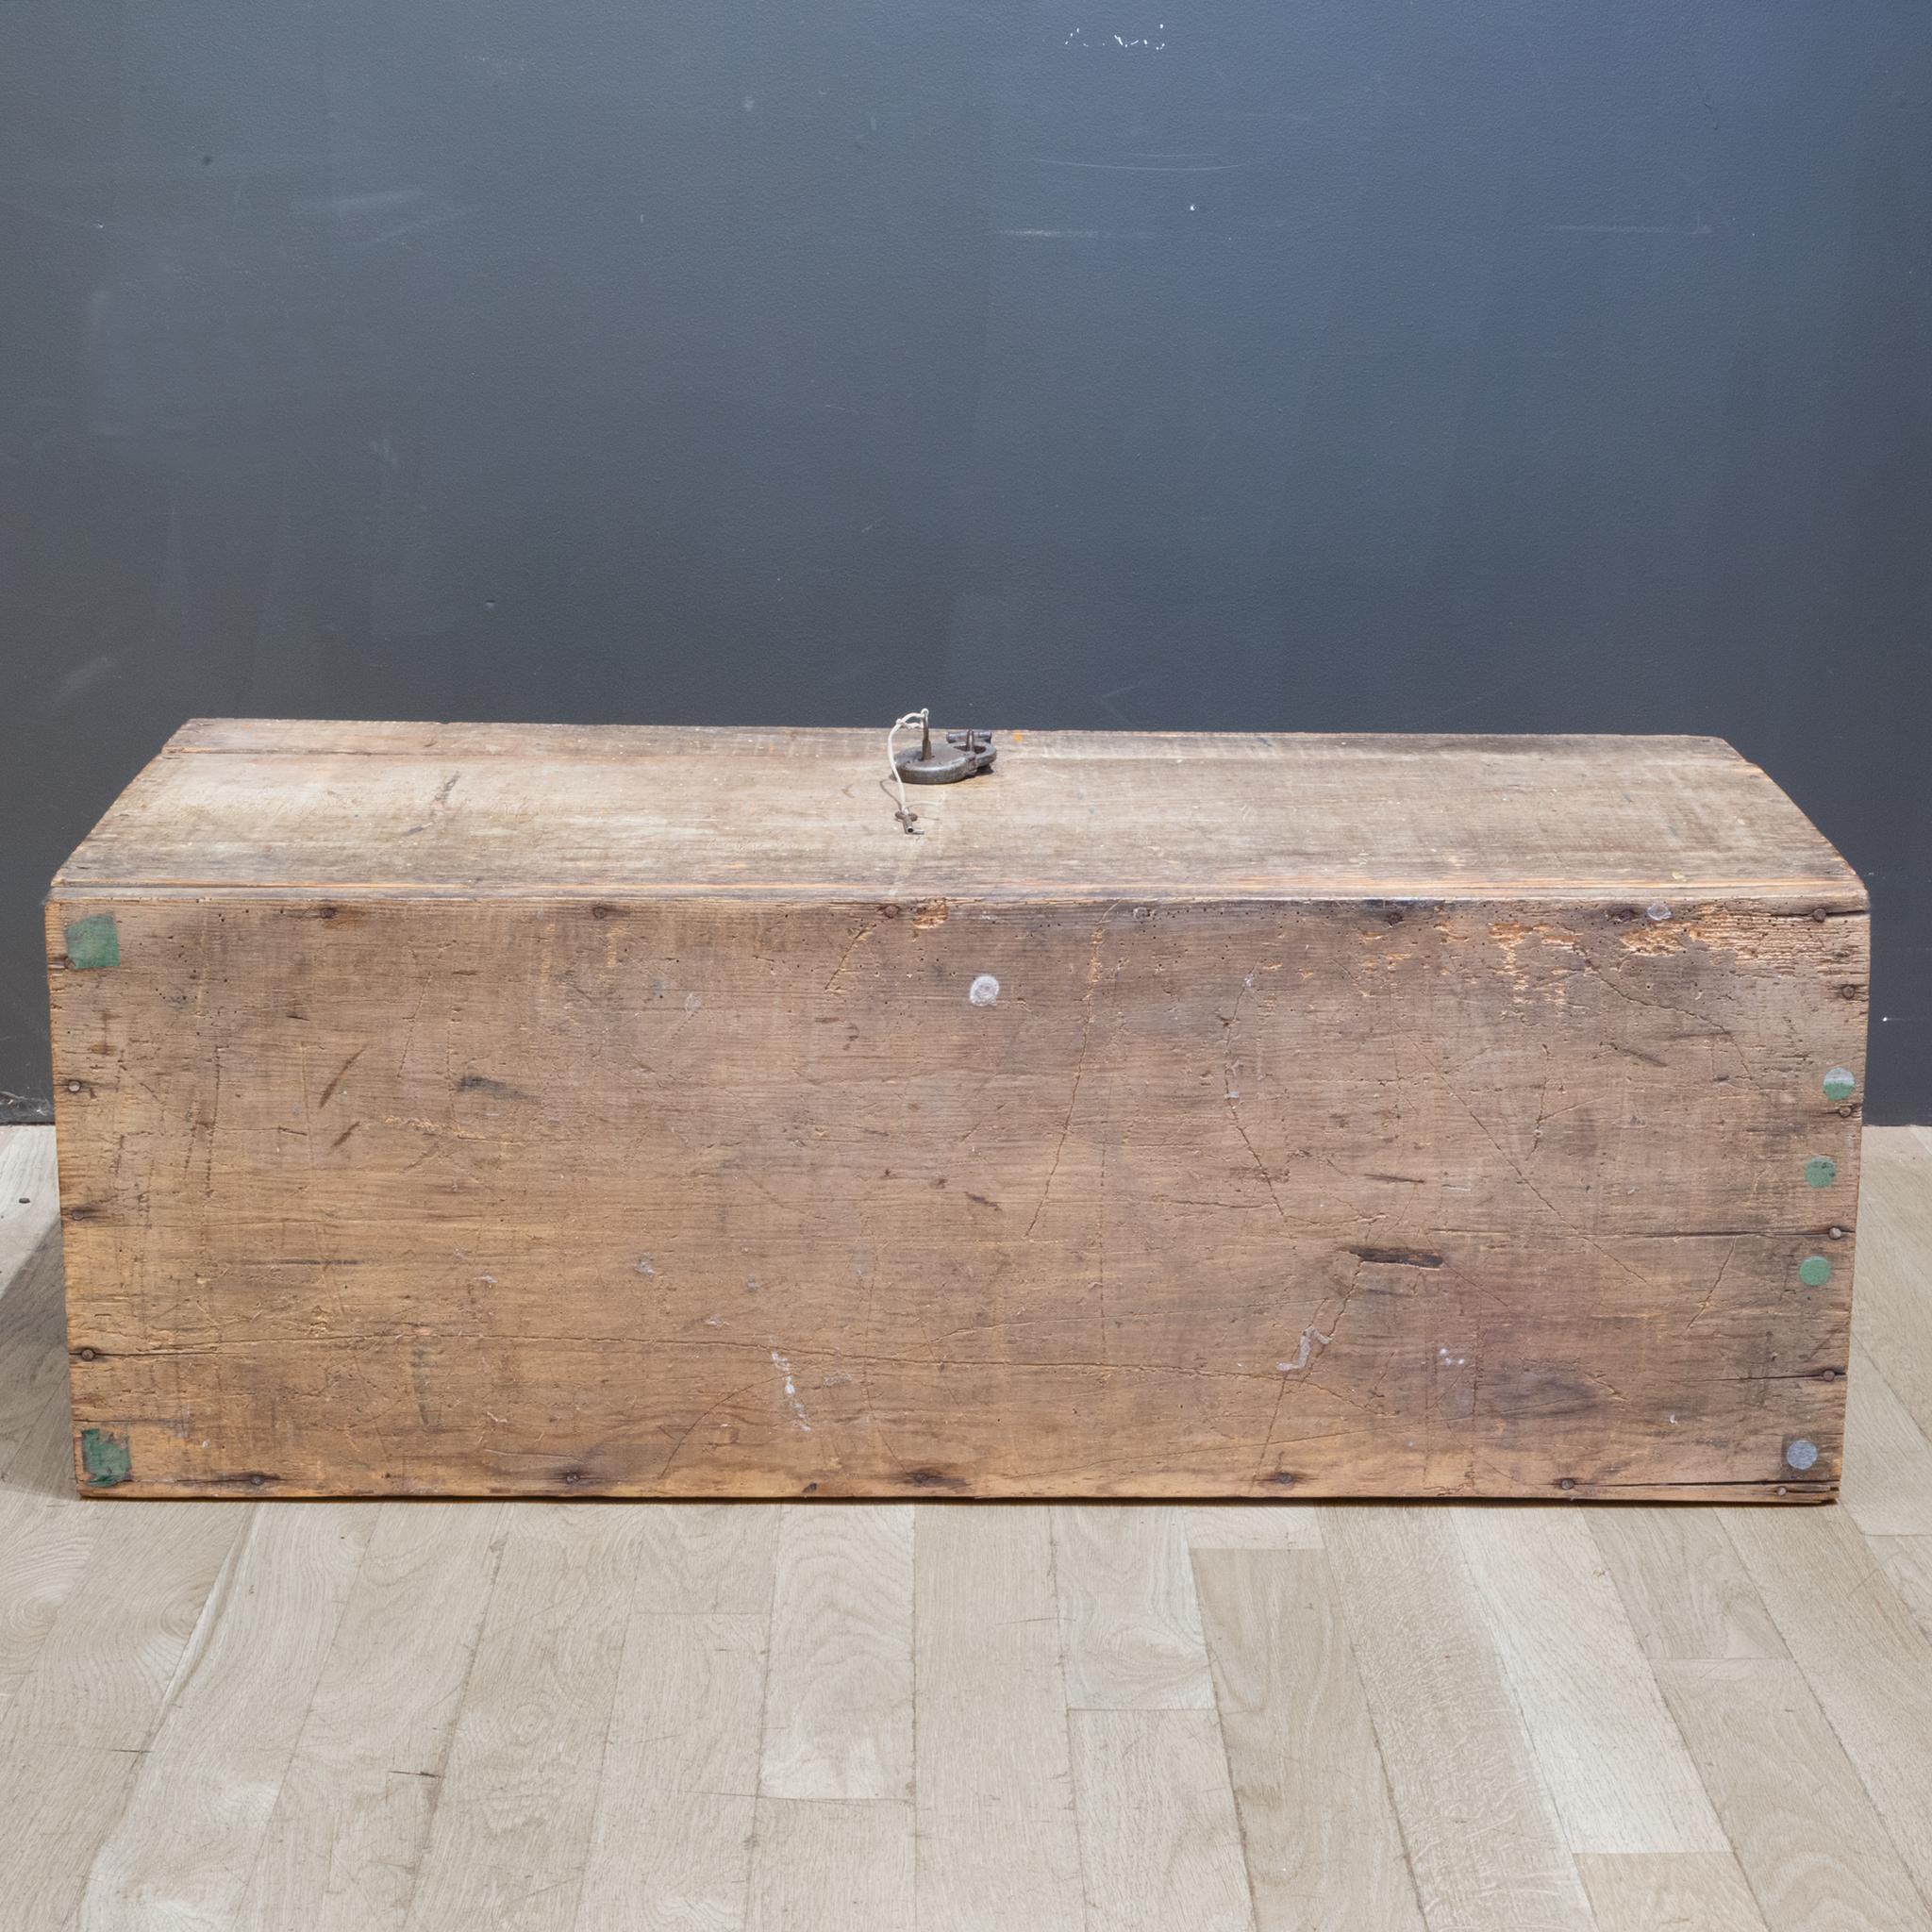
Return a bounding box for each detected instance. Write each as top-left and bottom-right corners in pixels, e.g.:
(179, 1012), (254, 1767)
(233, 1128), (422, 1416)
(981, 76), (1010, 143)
(50, 897), (1864, 1503)
(629, 1502), (782, 1616)
(1574, 1852), (1768, 1932)
(0, 1129), (63, 1474)
(0, 1501), (246, 1927)
(916, 1506), (1084, 1931)
(0, 1396), (111, 1721)
(577, 1608), (768, 1930)
(0, 1126), (58, 1285)
(1068, 1710), (1257, 1932)
(1723, 1506), (1932, 1906)
(0, 1135), (103, 1726)
(2, 1123), (1929, 1932)
(1194, 1548), (1424, 1930)
(745, 1797), (914, 1932)
(1657, 1657), (1932, 1930)
(1452, 1509), (1726, 1853)
(401, 1507), (646, 1932)
(1850, 1130), (1932, 1437)
(77, 1505), (379, 1930)
(1590, 1507), (1787, 1662)
(1873, 1533), (1932, 1648)
(1182, 1506), (1323, 1551)
(62, 723), (1860, 901)
(240, 1503), (507, 1931)
(1053, 1505), (1214, 1710)
(48, 726), (1867, 1500)
(1841, 1342), (1932, 1536)
(1322, 1507), (1594, 1931)
(576, 1506), (778, 1926)
(759, 1506), (913, 1803)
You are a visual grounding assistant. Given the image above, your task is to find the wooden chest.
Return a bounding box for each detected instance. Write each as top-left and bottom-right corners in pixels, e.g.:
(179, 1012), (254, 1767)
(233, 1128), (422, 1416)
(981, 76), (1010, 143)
(48, 721), (1867, 1500)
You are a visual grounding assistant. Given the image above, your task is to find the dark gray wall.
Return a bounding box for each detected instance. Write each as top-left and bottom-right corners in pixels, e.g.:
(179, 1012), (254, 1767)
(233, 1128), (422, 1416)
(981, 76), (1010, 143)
(4, 2), (1928, 1120)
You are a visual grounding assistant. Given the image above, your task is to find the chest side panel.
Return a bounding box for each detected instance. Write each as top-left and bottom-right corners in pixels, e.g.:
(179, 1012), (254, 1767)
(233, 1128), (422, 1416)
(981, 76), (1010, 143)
(49, 892), (1865, 1498)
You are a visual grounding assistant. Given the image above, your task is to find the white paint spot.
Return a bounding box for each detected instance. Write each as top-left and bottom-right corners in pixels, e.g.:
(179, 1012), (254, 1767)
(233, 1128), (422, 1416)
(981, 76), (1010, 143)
(1279, 1326), (1332, 1374)
(1646, 902), (1672, 923)
(479, 1274), (497, 1285)
(704, 1314), (723, 1327)
(969, 974), (1001, 1007)
(771, 1350), (811, 1430)
(684, 991), (702, 1013)
(636, 1256), (656, 1275)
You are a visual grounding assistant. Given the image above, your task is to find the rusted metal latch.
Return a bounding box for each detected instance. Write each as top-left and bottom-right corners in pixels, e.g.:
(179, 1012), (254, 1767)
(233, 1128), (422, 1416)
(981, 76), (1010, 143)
(894, 722), (996, 786)
(884, 708), (996, 834)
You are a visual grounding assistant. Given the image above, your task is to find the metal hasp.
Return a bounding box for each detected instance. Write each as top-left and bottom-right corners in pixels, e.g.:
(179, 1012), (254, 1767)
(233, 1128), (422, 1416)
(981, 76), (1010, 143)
(893, 724), (997, 786)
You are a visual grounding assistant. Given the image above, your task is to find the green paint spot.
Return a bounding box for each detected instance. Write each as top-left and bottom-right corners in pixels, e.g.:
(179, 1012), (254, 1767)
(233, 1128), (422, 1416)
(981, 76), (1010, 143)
(1799, 1255), (1832, 1288)
(79, 1426), (131, 1487)
(1822, 1068), (1857, 1102)
(64, 914), (120, 971)
(1805, 1156), (1838, 1189)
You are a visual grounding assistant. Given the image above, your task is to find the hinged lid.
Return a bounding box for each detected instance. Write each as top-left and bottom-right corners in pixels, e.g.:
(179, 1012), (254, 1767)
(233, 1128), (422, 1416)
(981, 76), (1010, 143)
(55, 719), (1862, 906)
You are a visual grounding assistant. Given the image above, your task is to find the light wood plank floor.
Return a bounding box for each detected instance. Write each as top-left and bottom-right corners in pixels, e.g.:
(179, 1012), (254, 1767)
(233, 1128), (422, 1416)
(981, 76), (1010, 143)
(3, 1122), (1931, 1931)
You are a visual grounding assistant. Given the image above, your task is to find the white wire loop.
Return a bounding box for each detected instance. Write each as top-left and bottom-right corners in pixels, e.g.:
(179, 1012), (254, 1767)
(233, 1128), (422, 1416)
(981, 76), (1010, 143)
(885, 708), (927, 835)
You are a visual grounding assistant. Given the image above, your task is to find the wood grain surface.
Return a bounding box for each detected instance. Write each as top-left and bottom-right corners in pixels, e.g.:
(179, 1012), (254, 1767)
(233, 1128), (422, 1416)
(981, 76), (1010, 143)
(56, 722), (1862, 903)
(47, 724), (1868, 1499)
(2, 1123), (1931, 1930)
